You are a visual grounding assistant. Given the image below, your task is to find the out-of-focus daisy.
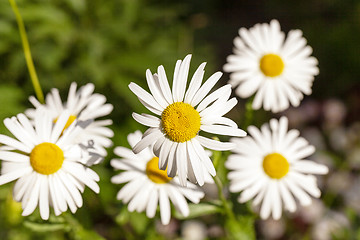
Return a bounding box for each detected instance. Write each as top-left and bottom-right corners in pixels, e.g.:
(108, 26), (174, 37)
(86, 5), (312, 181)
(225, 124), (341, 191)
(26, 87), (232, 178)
(111, 131), (205, 225)
(223, 19), (319, 113)
(129, 54), (246, 186)
(0, 108), (100, 220)
(26, 82), (114, 164)
(226, 117), (328, 220)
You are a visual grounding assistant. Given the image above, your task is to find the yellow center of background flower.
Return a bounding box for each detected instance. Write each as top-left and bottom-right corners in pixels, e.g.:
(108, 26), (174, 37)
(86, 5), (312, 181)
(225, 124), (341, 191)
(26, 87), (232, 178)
(260, 54), (284, 77)
(146, 157), (172, 184)
(161, 102), (201, 143)
(262, 153), (289, 179)
(54, 115), (77, 133)
(30, 142), (64, 175)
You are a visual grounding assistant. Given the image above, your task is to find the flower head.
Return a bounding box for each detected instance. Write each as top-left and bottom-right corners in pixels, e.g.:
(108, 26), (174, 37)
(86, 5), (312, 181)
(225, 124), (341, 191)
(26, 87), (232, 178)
(129, 54), (246, 186)
(226, 117), (328, 220)
(26, 82), (114, 164)
(224, 19), (319, 113)
(0, 108), (100, 220)
(111, 131), (205, 225)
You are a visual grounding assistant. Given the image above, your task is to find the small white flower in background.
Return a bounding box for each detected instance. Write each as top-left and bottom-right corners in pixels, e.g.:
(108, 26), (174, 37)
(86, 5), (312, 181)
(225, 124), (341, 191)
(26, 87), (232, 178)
(223, 19), (319, 113)
(26, 82), (114, 165)
(312, 211), (350, 240)
(226, 116), (328, 220)
(0, 108), (100, 220)
(129, 54), (246, 186)
(111, 131), (205, 225)
(181, 220), (207, 240)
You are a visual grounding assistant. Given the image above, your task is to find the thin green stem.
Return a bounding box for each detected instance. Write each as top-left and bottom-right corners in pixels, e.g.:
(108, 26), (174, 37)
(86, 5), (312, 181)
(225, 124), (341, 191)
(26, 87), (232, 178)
(242, 97), (254, 129)
(9, 0), (44, 104)
(213, 175), (236, 222)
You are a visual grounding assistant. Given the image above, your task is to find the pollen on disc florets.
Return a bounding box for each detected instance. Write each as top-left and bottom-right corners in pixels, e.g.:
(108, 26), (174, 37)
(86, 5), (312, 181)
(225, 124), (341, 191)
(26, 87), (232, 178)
(161, 102), (201, 143)
(146, 157), (172, 184)
(260, 54), (285, 77)
(262, 153), (289, 179)
(30, 142), (64, 175)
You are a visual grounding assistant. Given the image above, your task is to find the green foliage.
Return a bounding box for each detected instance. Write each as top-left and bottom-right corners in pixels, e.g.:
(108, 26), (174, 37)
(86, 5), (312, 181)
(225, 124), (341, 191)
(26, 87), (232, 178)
(173, 202), (222, 220)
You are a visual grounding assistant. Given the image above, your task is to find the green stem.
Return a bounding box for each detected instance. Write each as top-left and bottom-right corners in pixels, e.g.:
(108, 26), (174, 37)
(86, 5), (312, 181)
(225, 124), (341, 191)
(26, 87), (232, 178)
(242, 97), (254, 129)
(9, 0), (44, 104)
(213, 175), (236, 222)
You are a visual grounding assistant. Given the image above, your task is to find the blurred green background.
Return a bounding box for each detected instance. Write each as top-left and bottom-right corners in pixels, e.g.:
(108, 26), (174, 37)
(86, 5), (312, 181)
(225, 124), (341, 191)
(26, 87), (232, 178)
(1, 0), (360, 239)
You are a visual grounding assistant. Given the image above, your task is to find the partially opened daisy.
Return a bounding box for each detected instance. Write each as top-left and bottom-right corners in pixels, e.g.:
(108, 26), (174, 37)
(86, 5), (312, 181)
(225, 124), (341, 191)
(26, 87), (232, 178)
(0, 108), (100, 220)
(26, 82), (114, 164)
(226, 117), (328, 220)
(223, 19), (319, 113)
(111, 131), (205, 225)
(129, 54), (246, 186)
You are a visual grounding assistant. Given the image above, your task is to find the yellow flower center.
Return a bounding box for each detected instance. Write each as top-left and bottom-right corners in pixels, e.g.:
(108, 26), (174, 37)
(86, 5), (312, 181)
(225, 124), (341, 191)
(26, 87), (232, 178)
(146, 157), (172, 184)
(259, 54), (284, 77)
(54, 115), (77, 132)
(262, 153), (289, 179)
(30, 142), (64, 175)
(161, 102), (201, 143)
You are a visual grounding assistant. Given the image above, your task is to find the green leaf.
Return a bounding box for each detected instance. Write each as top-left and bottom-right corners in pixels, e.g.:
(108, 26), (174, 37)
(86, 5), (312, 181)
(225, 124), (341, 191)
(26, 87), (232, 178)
(173, 202), (222, 220)
(225, 215), (256, 240)
(23, 220), (69, 232)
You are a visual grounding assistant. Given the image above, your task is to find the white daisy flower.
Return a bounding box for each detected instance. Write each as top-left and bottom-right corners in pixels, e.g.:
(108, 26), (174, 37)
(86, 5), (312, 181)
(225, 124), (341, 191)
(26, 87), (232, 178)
(0, 108), (100, 220)
(225, 116), (328, 220)
(111, 131), (205, 225)
(223, 19), (319, 113)
(129, 54), (246, 186)
(26, 82), (114, 164)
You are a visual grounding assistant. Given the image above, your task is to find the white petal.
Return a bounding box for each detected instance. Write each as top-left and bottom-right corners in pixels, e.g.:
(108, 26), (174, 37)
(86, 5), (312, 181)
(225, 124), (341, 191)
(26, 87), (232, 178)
(57, 171), (83, 208)
(187, 141), (204, 186)
(39, 176), (50, 220)
(128, 183), (151, 212)
(176, 143), (187, 186)
(173, 55), (191, 102)
(184, 62), (206, 104)
(128, 82), (163, 113)
(271, 182), (282, 220)
(50, 175), (68, 212)
(0, 134), (31, 153)
(22, 175), (41, 216)
(146, 186), (159, 218)
(191, 138), (216, 176)
(50, 111), (71, 143)
(191, 72), (223, 107)
(292, 160), (328, 175)
(167, 185), (189, 217)
(201, 116), (238, 128)
(284, 177), (311, 206)
(196, 84), (231, 112)
(0, 151), (29, 162)
(197, 136), (236, 151)
(146, 69), (169, 109)
(157, 66), (173, 104)
(159, 138), (173, 170)
(111, 171), (141, 184)
(133, 129), (164, 154)
(153, 136), (166, 157)
(117, 178), (144, 203)
(167, 142), (178, 178)
(159, 187), (171, 225)
(200, 125), (246, 137)
(259, 182), (273, 219)
(0, 167), (32, 185)
(63, 162), (99, 193)
(132, 113), (160, 128)
(13, 172), (35, 202)
(278, 180), (296, 212)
